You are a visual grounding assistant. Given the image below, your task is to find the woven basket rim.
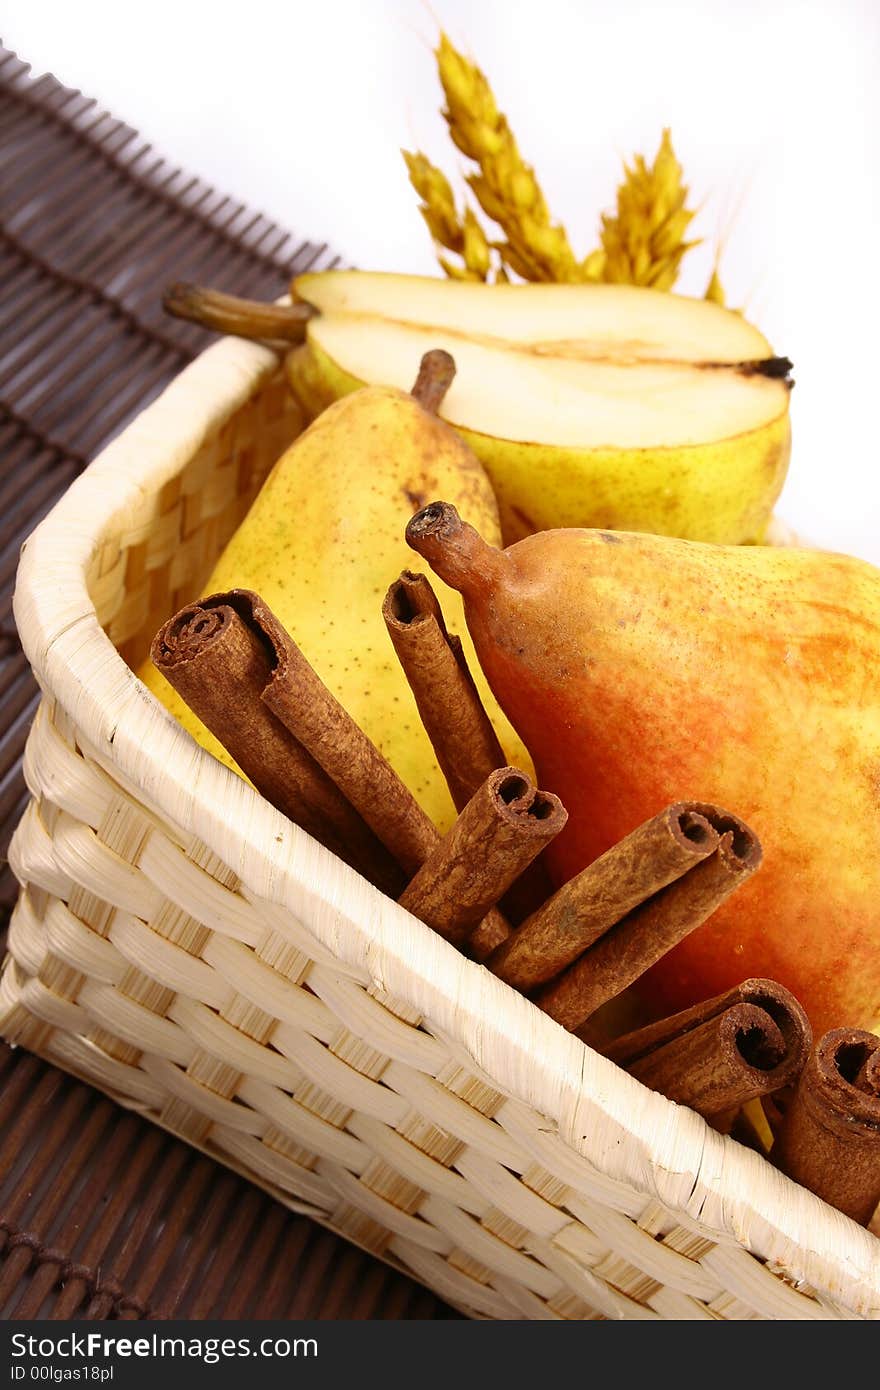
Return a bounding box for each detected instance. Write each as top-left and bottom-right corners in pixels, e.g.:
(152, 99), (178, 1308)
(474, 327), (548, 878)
(10, 332), (880, 1315)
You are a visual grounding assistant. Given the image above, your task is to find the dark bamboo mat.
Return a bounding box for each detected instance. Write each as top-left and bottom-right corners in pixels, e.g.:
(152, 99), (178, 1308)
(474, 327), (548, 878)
(0, 44), (457, 1321)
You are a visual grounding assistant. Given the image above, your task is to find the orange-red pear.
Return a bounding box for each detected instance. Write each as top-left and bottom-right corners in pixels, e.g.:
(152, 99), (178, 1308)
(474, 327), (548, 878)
(406, 502), (880, 1037)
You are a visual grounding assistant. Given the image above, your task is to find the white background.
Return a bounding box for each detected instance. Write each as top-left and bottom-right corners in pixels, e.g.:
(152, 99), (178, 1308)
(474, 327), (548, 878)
(5, 0), (880, 563)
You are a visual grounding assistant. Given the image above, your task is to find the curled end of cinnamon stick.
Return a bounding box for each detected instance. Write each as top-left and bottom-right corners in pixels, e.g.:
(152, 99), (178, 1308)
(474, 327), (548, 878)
(489, 767), (568, 836)
(605, 976), (811, 1087)
(673, 808), (717, 851)
(152, 602), (229, 667)
(153, 590), (278, 675)
(815, 1028), (880, 1122)
(410, 350), (456, 414)
(692, 804), (763, 873)
(736, 979), (812, 1087)
(725, 1003), (786, 1074)
(382, 570), (445, 631)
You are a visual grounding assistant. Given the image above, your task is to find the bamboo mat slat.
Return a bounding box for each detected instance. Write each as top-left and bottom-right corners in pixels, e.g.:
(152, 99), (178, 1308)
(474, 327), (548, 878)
(0, 43), (457, 1321)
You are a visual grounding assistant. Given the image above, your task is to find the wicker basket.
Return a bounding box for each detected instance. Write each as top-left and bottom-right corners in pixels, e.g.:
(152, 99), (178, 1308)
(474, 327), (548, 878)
(2, 334), (878, 1322)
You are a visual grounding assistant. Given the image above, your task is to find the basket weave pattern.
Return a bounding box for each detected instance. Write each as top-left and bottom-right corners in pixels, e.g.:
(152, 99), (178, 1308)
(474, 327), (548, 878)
(2, 336), (878, 1321)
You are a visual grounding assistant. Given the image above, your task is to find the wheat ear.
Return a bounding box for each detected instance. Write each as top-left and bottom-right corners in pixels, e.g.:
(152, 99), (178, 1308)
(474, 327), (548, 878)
(403, 150), (492, 281)
(435, 33), (599, 283)
(600, 129), (699, 290)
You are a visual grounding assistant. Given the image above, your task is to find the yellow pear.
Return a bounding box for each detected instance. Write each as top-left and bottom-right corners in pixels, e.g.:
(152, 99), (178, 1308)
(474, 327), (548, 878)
(140, 354), (531, 829)
(286, 272), (792, 545)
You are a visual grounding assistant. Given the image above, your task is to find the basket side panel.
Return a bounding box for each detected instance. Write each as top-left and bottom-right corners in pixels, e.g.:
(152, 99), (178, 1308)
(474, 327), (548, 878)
(0, 694), (865, 1322)
(82, 370), (302, 672)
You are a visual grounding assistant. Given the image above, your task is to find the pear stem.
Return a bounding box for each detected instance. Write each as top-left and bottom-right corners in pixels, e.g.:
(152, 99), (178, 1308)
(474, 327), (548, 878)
(163, 282), (314, 342)
(406, 502), (508, 597)
(410, 350), (456, 414)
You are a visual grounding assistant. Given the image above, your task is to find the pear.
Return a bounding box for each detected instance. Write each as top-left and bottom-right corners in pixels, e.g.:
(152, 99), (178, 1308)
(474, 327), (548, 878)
(286, 271), (792, 545)
(140, 357), (531, 830)
(406, 502), (880, 1037)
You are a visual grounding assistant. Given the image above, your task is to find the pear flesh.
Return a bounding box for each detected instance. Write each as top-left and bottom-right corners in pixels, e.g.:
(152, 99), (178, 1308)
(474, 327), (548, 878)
(289, 272), (791, 544)
(406, 505), (880, 1038)
(140, 384), (531, 832)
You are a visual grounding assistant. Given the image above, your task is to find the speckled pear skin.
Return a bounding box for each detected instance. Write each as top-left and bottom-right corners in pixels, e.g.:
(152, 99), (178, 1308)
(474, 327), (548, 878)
(410, 508), (880, 1037)
(140, 386), (531, 832)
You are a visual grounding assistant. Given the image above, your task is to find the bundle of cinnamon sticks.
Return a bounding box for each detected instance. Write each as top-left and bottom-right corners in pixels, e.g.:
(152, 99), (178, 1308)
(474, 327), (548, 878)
(150, 580), (880, 1229)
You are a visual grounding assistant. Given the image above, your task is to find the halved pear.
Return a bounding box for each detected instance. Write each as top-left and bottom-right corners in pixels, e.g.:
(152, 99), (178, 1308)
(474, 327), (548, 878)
(288, 272), (791, 544)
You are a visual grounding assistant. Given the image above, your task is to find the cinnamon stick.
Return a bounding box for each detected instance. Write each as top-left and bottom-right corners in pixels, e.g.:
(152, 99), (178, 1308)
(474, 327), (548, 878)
(399, 768), (566, 950)
(383, 570), (554, 921)
(466, 907), (513, 962)
(490, 802), (733, 991)
(383, 571), (507, 812)
(249, 590), (436, 876)
(772, 1028), (880, 1225)
(602, 978), (812, 1129)
(150, 596), (403, 895)
(532, 810), (762, 1032)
